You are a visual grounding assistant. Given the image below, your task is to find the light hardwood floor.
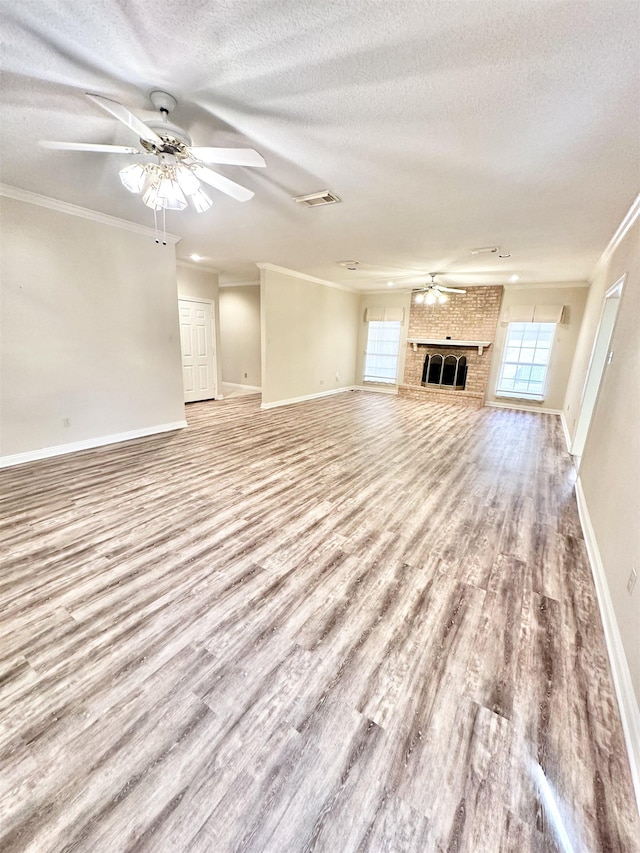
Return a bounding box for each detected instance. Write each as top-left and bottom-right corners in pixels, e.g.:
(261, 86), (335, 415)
(1, 392), (638, 852)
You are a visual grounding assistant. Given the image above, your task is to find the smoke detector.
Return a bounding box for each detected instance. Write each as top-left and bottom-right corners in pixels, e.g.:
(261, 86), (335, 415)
(293, 190), (341, 207)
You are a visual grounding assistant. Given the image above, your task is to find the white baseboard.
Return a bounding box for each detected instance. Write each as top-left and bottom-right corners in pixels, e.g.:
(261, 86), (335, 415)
(0, 420), (188, 469)
(352, 384), (399, 395)
(560, 410), (573, 454)
(222, 382), (262, 392)
(575, 477), (640, 810)
(260, 386), (354, 410)
(485, 400), (562, 416)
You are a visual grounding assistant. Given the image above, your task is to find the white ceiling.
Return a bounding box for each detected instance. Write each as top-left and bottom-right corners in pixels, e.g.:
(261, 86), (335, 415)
(1, 1), (639, 290)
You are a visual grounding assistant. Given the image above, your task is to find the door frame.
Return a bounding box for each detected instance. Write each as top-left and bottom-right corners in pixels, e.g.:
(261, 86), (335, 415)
(571, 273), (625, 460)
(178, 296), (222, 402)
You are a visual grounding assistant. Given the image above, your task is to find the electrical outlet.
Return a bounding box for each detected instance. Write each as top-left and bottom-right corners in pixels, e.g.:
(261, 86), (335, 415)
(627, 567), (637, 596)
(63, 418), (71, 428)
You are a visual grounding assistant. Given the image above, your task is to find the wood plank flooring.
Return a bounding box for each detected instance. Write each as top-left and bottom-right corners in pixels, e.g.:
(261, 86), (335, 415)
(1, 391), (638, 852)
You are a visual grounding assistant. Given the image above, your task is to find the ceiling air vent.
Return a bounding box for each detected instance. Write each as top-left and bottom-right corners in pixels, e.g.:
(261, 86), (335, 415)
(293, 190), (341, 207)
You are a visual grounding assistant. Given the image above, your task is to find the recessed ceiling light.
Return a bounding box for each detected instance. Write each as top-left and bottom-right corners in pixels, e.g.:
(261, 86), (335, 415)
(509, 274), (520, 282)
(338, 260), (360, 270)
(190, 254), (202, 262)
(387, 281), (394, 287)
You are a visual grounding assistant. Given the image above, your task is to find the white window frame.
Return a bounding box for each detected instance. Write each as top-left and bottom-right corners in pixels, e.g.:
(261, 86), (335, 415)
(495, 321), (556, 401)
(364, 320), (401, 384)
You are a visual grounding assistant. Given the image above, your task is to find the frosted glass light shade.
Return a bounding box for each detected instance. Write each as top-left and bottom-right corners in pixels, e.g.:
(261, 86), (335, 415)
(142, 183), (163, 209)
(415, 293), (425, 304)
(425, 293), (436, 305)
(119, 163), (147, 193)
(190, 188), (213, 213)
(176, 165), (200, 195)
(155, 176), (187, 210)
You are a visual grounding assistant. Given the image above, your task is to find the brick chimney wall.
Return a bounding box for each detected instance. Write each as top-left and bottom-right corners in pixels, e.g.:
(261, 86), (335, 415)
(401, 286), (503, 405)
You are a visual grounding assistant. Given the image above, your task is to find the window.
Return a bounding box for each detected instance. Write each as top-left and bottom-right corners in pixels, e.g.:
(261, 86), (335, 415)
(496, 322), (555, 401)
(364, 321), (401, 384)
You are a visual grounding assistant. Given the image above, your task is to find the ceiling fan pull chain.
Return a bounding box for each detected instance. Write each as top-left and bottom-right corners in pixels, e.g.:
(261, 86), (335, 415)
(162, 207), (167, 246)
(153, 206), (160, 244)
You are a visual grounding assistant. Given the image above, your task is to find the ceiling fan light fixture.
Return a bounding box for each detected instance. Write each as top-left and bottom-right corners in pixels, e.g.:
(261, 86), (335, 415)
(142, 181), (163, 210)
(425, 292), (437, 305)
(45, 91), (265, 215)
(190, 187), (213, 213)
(176, 164), (200, 196)
(415, 293), (425, 304)
(119, 162), (147, 193)
(155, 175), (188, 210)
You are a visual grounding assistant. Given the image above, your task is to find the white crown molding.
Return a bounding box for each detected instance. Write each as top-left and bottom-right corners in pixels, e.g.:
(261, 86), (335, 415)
(0, 421), (187, 469)
(260, 386), (355, 409)
(575, 477), (640, 811)
(219, 280), (260, 288)
(0, 184), (181, 244)
(176, 258), (220, 274)
(505, 281), (590, 290)
(361, 288), (414, 295)
(591, 192), (640, 281)
(256, 262), (357, 293)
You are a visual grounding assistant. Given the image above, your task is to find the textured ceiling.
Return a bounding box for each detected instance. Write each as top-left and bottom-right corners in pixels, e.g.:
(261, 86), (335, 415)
(1, 1), (639, 289)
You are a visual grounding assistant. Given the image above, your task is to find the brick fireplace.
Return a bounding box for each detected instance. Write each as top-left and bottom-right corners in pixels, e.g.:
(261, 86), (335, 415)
(399, 286), (503, 407)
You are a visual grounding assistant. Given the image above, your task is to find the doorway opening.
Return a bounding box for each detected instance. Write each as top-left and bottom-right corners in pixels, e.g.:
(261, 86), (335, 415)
(571, 275), (625, 460)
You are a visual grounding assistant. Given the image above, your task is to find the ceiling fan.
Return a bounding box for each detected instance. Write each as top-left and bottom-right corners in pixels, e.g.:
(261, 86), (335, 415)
(40, 91), (266, 213)
(412, 274), (466, 304)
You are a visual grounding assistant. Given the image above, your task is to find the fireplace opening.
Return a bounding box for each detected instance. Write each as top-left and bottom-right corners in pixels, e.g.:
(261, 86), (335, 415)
(421, 353), (467, 390)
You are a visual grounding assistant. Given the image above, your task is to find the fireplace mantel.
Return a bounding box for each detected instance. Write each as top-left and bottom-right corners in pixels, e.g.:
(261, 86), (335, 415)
(407, 338), (492, 355)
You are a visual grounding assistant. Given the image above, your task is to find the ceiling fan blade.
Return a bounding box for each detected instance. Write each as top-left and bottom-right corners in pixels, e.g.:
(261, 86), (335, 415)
(437, 285), (467, 293)
(86, 93), (162, 145)
(189, 147), (266, 167)
(192, 164), (254, 202)
(39, 140), (141, 154)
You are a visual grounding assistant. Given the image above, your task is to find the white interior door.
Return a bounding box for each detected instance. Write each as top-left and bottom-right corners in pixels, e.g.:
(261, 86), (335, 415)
(179, 298), (217, 403)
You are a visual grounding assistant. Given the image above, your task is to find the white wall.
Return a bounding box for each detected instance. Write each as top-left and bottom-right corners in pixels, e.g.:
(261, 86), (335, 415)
(355, 290), (412, 390)
(567, 214), (640, 697)
(176, 262), (223, 398)
(563, 203), (640, 799)
(259, 265), (359, 407)
(219, 285), (261, 387)
(0, 195), (185, 461)
(486, 283), (588, 410)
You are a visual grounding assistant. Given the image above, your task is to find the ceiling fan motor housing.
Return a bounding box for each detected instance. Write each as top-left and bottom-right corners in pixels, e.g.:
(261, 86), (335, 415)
(143, 91), (192, 152)
(141, 121), (192, 152)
